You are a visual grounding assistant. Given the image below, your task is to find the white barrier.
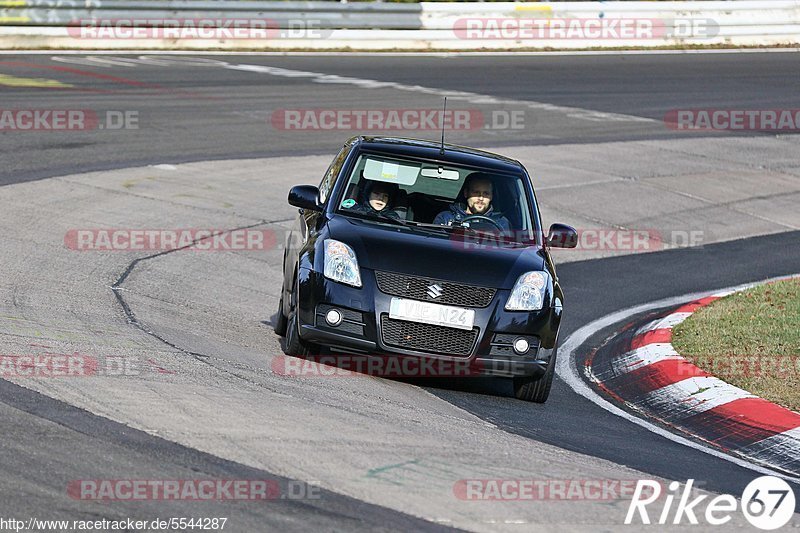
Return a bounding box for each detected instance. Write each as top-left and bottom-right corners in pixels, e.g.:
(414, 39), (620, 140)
(419, 0), (800, 48)
(1, 1), (798, 50)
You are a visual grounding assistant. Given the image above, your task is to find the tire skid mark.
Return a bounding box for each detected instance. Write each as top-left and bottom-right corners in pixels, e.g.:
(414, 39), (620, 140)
(110, 218), (294, 391)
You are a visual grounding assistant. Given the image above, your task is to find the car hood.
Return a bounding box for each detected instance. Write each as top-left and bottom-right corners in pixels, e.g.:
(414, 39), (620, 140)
(327, 215), (546, 289)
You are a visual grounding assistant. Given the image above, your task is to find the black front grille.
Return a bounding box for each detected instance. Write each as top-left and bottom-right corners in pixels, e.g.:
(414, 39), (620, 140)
(375, 271), (495, 308)
(380, 315), (478, 356)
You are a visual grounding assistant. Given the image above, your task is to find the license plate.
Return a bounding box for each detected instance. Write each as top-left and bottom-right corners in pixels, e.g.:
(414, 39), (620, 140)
(389, 298), (475, 331)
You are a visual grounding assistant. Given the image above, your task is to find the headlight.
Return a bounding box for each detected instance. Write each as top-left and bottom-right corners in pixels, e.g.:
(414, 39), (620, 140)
(505, 271), (548, 311)
(324, 239), (362, 287)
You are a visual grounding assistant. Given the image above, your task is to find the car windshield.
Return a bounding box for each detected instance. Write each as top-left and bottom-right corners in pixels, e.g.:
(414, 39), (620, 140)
(335, 152), (538, 243)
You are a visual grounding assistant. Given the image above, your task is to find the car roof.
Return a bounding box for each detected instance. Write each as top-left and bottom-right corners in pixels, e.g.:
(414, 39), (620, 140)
(350, 136), (525, 175)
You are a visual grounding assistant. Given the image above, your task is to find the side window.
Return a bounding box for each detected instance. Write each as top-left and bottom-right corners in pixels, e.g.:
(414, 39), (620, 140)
(318, 144), (350, 204)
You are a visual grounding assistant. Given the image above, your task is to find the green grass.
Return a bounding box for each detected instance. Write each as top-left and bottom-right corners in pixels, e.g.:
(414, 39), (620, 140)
(672, 278), (800, 412)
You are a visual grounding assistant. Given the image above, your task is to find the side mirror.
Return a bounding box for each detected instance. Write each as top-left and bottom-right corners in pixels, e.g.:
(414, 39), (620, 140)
(288, 185), (322, 211)
(546, 223), (578, 249)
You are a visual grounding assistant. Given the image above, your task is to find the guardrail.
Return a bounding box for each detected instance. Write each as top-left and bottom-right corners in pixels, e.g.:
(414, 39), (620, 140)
(1, 1), (798, 50)
(0, 1), (423, 29)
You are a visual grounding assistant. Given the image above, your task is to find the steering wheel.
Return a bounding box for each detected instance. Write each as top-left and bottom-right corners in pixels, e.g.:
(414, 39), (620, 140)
(460, 215), (505, 233)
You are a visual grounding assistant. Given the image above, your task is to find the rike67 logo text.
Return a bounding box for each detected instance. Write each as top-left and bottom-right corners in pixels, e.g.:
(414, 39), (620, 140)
(626, 477), (795, 530)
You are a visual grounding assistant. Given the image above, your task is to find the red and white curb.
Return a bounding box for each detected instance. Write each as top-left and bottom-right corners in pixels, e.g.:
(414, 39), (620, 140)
(590, 287), (800, 476)
(556, 275), (800, 481)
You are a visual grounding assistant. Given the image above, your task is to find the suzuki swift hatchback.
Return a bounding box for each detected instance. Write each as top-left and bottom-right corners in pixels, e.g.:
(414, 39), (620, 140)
(275, 136), (577, 403)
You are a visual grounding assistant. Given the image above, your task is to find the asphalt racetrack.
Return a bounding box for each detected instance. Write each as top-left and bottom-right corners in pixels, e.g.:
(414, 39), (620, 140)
(0, 51), (799, 531)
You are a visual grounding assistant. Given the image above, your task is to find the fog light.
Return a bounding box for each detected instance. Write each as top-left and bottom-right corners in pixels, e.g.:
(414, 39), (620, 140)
(325, 309), (343, 327)
(513, 338), (530, 355)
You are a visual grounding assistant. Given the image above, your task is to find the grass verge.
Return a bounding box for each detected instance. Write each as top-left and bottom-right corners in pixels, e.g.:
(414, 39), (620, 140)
(672, 278), (800, 412)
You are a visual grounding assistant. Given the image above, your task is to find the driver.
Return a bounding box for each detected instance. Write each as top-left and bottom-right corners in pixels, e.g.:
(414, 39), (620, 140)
(433, 173), (511, 232)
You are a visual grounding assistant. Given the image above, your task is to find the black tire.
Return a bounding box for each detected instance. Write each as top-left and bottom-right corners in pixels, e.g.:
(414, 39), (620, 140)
(274, 293), (287, 337)
(512, 347), (557, 403)
(284, 275), (309, 357)
(284, 304), (309, 357)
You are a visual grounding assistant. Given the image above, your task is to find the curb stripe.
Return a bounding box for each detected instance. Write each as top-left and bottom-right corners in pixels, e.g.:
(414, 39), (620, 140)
(588, 284), (800, 476)
(635, 312), (691, 335)
(629, 328), (672, 350)
(634, 376), (755, 422)
(738, 427), (800, 472)
(604, 359), (710, 399)
(606, 343), (680, 377)
(672, 295), (720, 315)
(680, 398), (800, 450)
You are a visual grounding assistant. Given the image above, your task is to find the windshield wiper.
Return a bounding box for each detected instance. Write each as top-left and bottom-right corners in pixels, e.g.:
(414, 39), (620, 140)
(372, 214), (452, 234)
(404, 220), (458, 234)
(374, 212), (412, 227)
(450, 222), (530, 246)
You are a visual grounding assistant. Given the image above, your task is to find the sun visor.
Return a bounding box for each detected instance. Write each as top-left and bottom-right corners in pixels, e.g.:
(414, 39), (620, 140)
(363, 157), (419, 186)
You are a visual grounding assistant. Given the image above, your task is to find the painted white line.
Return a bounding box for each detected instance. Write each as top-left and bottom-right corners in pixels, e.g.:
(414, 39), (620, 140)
(555, 273), (800, 482)
(46, 53), (654, 123)
(634, 376), (755, 422)
(223, 62), (653, 123)
(711, 289), (739, 298)
(41, 53), (654, 124)
(51, 55), (139, 67)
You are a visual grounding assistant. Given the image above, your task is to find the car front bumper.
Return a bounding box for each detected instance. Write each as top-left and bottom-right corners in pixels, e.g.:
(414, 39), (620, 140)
(296, 267), (560, 378)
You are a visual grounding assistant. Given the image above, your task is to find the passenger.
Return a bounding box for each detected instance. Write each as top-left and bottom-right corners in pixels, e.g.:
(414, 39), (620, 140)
(352, 180), (401, 219)
(433, 173), (511, 232)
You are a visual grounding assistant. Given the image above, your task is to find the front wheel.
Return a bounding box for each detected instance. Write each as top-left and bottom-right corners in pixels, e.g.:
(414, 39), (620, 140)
(284, 305), (309, 357)
(283, 273), (319, 357)
(512, 347), (556, 403)
(274, 293), (288, 337)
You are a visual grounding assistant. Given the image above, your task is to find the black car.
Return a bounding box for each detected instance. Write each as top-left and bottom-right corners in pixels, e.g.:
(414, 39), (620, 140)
(275, 136), (577, 403)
